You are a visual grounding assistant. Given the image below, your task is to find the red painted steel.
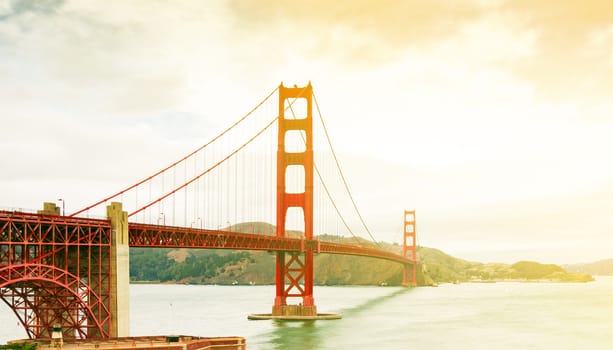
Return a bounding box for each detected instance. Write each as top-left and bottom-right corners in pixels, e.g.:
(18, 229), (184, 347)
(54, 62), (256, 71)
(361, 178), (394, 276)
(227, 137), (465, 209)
(128, 223), (302, 251)
(274, 83), (316, 314)
(402, 210), (418, 286)
(70, 87), (280, 218)
(1, 85), (420, 338)
(0, 210), (113, 339)
(1, 211), (415, 340)
(127, 223), (412, 264)
(129, 117), (278, 219)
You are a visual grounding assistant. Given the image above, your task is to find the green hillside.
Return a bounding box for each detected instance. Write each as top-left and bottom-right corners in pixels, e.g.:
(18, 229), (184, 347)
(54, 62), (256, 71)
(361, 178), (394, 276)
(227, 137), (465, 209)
(564, 259), (613, 276)
(129, 222), (593, 285)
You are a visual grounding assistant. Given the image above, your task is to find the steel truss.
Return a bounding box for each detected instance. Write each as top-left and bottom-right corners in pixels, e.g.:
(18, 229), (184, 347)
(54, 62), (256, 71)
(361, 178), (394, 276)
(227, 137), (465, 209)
(0, 210), (112, 339)
(128, 223), (413, 265)
(272, 83), (316, 314)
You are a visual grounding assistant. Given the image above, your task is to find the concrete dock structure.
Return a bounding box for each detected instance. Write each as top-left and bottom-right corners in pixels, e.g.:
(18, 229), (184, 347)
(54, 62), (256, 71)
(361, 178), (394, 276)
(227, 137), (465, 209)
(8, 335), (246, 350)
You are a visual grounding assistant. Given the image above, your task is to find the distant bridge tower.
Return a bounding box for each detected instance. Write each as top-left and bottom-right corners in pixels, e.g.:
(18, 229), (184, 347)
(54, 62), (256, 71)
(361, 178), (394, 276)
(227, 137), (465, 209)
(402, 210), (417, 286)
(273, 82), (317, 316)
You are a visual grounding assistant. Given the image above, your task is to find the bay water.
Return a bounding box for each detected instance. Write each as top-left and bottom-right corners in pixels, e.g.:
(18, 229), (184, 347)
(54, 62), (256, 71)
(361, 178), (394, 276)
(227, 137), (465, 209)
(2, 277), (612, 349)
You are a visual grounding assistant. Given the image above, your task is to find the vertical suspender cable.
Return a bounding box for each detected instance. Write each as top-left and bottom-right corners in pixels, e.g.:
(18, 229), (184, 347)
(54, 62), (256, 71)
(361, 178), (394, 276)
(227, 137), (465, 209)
(172, 166), (176, 226)
(149, 177), (152, 224)
(70, 87), (278, 218)
(184, 160), (187, 227)
(313, 93), (380, 248)
(234, 150), (238, 227)
(287, 96), (361, 244)
(195, 151), (198, 225)
(128, 117), (277, 218)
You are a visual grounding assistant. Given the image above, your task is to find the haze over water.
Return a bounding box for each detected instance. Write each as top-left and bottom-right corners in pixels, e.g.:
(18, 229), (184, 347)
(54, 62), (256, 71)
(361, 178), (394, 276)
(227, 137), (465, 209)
(2, 279), (612, 349)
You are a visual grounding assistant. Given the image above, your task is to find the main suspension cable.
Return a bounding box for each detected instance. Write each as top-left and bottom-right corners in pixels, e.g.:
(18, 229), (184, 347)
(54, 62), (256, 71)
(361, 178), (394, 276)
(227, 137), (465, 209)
(286, 98), (361, 244)
(70, 86), (279, 217)
(131, 85), (311, 220)
(129, 117), (279, 218)
(313, 92), (381, 248)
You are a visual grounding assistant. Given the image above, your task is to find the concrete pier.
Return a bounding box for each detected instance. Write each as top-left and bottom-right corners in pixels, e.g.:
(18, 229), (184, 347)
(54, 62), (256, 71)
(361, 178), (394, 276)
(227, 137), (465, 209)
(249, 302), (341, 320)
(272, 304), (318, 317)
(248, 312), (342, 320)
(107, 202), (131, 337)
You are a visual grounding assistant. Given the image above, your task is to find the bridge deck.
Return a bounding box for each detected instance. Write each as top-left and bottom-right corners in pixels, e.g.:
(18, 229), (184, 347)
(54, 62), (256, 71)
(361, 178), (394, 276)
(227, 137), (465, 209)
(1, 210), (414, 267)
(128, 222), (413, 265)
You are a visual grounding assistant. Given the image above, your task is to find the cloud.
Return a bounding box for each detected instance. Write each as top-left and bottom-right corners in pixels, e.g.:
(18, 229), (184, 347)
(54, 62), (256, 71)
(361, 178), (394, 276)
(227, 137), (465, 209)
(0, 1), (236, 117)
(226, 0), (488, 66)
(1, 0), (613, 263)
(0, 0), (64, 20)
(226, 0), (613, 108)
(497, 0), (613, 100)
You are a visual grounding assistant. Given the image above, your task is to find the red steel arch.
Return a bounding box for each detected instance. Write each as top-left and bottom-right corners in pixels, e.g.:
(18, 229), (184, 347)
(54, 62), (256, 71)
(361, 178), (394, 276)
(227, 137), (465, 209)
(1, 83), (422, 338)
(2, 208), (415, 340)
(0, 263), (111, 338)
(0, 210), (113, 339)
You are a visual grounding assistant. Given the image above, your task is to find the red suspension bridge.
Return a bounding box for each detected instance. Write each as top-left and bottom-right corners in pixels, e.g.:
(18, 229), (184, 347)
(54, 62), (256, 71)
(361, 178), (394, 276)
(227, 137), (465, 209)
(0, 83), (417, 340)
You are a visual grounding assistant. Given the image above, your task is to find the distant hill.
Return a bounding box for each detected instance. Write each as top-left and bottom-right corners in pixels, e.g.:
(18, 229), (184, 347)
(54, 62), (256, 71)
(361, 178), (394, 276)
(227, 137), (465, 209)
(413, 248), (593, 284)
(564, 259), (613, 276)
(129, 222), (593, 285)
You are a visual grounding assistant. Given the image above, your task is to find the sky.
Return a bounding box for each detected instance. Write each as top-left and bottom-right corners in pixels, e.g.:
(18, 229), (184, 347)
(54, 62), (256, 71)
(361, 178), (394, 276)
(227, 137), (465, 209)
(1, 0), (612, 264)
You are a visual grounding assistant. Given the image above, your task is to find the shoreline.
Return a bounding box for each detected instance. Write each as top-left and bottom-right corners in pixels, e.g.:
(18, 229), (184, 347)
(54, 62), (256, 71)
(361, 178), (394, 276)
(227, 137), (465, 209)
(128, 278), (595, 287)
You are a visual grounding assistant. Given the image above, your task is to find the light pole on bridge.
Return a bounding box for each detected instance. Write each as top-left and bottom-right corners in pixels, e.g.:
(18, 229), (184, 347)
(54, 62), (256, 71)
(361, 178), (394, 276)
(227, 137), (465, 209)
(57, 198), (65, 216)
(190, 218), (203, 229)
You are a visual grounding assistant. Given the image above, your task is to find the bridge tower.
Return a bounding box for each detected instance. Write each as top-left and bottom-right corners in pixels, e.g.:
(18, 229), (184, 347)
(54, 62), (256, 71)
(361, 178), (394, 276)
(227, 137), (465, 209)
(273, 82), (317, 317)
(402, 210), (417, 286)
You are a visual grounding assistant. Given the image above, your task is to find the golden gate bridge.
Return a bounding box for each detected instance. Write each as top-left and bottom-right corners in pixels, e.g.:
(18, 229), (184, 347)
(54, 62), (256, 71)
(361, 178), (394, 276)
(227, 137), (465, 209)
(0, 83), (417, 340)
